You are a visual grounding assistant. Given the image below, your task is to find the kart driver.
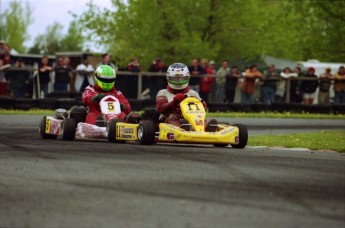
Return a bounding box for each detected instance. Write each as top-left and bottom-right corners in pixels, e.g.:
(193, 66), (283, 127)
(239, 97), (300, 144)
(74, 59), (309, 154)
(156, 63), (206, 126)
(82, 65), (131, 125)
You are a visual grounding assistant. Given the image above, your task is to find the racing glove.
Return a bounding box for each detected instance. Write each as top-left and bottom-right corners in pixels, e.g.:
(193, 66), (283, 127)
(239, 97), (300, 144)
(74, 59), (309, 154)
(91, 93), (106, 102)
(173, 93), (186, 105)
(120, 103), (126, 112)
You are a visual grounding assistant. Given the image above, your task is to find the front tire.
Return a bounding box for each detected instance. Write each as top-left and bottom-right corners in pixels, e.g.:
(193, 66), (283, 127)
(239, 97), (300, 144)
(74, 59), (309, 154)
(39, 116), (58, 139)
(231, 124), (248, 149)
(138, 120), (156, 145)
(108, 119), (126, 143)
(62, 118), (76, 141)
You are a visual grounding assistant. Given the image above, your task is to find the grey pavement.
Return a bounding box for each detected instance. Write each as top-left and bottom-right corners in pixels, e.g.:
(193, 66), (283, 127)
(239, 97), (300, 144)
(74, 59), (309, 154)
(0, 124), (344, 227)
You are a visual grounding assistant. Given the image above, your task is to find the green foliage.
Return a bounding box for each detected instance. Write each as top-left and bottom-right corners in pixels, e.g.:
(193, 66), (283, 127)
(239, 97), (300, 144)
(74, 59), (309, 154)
(60, 20), (85, 52)
(1, 0), (32, 53)
(76, 0), (344, 67)
(249, 130), (345, 152)
(28, 20), (84, 54)
(28, 22), (63, 54)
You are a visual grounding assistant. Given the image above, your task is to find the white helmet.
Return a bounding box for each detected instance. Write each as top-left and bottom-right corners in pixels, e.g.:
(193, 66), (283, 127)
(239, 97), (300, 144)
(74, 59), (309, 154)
(166, 63), (190, 90)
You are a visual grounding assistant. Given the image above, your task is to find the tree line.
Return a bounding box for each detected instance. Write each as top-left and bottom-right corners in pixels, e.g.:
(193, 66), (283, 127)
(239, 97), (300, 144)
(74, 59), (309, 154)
(1, 0), (344, 68)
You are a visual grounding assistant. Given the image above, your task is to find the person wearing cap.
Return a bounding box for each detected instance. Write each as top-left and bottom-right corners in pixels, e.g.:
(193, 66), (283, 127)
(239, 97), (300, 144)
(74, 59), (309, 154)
(333, 66), (345, 104)
(300, 67), (318, 105)
(318, 67), (333, 104)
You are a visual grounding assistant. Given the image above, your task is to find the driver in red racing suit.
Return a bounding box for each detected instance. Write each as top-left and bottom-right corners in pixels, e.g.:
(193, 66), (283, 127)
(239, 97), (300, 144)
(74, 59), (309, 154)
(156, 63), (206, 126)
(82, 65), (131, 125)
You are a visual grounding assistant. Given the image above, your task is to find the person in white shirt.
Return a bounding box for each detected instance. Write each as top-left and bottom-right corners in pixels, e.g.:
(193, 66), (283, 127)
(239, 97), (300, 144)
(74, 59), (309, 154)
(75, 58), (94, 92)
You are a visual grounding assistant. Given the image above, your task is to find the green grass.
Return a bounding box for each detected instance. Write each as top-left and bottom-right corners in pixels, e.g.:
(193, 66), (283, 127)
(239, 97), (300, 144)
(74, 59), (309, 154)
(248, 130), (345, 152)
(1, 109), (345, 119)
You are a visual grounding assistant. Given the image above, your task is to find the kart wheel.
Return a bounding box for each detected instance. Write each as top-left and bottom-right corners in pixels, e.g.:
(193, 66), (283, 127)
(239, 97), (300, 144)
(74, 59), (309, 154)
(108, 119), (126, 143)
(138, 120), (155, 145)
(62, 118), (76, 141)
(231, 124), (248, 149)
(70, 105), (87, 124)
(39, 116), (58, 139)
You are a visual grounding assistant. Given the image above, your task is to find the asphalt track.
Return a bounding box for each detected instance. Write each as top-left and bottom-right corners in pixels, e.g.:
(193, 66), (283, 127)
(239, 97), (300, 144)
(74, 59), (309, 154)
(0, 115), (344, 227)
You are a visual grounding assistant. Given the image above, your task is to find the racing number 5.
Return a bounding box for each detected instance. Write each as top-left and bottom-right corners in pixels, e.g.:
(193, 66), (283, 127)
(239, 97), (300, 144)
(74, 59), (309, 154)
(108, 102), (114, 111)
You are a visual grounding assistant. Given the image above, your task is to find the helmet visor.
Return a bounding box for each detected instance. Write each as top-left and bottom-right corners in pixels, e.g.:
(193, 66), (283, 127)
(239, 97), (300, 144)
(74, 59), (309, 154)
(96, 76), (115, 84)
(167, 74), (189, 85)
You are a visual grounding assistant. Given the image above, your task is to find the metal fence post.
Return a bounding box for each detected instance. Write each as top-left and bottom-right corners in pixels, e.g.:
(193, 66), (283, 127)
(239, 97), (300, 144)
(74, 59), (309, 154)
(285, 78), (291, 103)
(137, 72), (142, 99)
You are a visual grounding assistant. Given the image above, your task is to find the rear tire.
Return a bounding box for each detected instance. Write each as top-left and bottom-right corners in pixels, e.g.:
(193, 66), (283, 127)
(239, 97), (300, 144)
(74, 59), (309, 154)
(108, 119), (126, 143)
(231, 124), (248, 149)
(138, 120), (156, 145)
(39, 116), (58, 139)
(62, 118), (76, 141)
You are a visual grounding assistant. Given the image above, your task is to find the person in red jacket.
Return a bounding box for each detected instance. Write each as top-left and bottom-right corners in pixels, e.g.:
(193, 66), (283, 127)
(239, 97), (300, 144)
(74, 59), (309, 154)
(156, 63), (206, 127)
(82, 65), (131, 125)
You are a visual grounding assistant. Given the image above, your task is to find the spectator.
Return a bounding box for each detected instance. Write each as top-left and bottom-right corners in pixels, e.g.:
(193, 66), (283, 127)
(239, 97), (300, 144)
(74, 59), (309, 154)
(290, 67), (304, 103)
(333, 66), (345, 104)
(215, 60), (229, 102)
(148, 57), (167, 98)
(38, 55), (53, 97)
(276, 67), (297, 102)
(199, 58), (215, 102)
(2, 53), (12, 65)
(240, 65), (263, 104)
(261, 64), (278, 104)
(225, 66), (241, 103)
(0, 41), (5, 59)
(0, 58), (11, 96)
(127, 58), (141, 72)
(318, 67), (333, 105)
(54, 57), (72, 91)
(209, 60), (217, 101)
(75, 58), (94, 92)
(7, 58), (30, 98)
(98, 53), (117, 70)
(188, 58), (205, 92)
(300, 67), (318, 105)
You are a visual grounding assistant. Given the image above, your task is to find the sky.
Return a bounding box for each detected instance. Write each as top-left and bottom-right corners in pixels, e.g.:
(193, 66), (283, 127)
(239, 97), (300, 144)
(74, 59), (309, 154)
(2, 0), (113, 51)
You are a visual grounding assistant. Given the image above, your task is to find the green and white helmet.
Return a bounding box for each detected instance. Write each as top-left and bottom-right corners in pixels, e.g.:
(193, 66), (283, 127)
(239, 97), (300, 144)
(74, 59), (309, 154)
(166, 63), (190, 90)
(94, 65), (116, 91)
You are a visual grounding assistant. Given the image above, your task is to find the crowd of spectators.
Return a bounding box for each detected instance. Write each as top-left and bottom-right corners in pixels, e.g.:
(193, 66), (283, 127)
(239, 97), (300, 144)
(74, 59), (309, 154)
(1, 41), (345, 105)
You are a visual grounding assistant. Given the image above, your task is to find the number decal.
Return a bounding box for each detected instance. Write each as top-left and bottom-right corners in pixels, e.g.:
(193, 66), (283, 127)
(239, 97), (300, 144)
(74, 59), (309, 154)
(108, 103), (115, 111)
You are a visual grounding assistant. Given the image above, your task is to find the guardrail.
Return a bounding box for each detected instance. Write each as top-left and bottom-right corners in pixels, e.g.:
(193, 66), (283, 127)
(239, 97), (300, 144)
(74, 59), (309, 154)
(1, 67), (340, 102)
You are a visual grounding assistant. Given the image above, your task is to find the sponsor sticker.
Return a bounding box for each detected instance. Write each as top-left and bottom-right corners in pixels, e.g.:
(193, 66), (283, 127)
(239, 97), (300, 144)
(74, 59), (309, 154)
(167, 132), (175, 140)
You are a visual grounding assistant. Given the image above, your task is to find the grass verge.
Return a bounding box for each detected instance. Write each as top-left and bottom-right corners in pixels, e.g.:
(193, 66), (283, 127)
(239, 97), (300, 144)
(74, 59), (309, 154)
(1, 109), (345, 119)
(248, 130), (345, 152)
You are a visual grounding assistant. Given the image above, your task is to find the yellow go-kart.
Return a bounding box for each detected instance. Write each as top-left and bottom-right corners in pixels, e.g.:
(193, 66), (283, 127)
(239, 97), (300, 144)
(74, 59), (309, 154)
(108, 97), (248, 148)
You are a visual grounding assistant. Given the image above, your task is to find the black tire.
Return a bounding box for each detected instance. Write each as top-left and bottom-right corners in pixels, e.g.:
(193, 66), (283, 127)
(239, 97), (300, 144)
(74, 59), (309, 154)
(231, 124), (248, 149)
(62, 118), (76, 141)
(137, 120), (156, 145)
(108, 119), (126, 143)
(39, 116), (58, 139)
(70, 105), (87, 124)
